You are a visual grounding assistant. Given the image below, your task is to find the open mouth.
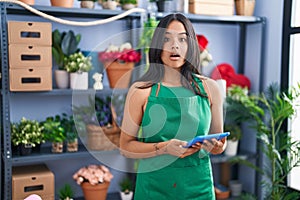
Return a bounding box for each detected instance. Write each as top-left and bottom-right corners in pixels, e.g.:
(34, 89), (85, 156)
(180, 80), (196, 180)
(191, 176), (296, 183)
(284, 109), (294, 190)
(170, 54), (180, 58)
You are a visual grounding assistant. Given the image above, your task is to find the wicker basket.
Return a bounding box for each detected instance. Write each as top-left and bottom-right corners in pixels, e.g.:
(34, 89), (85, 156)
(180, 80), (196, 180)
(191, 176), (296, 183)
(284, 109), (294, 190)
(86, 123), (121, 151)
(235, 0), (255, 16)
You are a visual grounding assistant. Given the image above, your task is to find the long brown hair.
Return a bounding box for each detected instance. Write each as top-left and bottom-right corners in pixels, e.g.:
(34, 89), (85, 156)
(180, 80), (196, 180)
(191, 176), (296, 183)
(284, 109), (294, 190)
(136, 13), (205, 97)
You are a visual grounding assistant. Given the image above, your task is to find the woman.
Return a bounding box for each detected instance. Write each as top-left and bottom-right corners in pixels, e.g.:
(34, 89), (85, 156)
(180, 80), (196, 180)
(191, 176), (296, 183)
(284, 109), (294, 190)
(120, 13), (226, 199)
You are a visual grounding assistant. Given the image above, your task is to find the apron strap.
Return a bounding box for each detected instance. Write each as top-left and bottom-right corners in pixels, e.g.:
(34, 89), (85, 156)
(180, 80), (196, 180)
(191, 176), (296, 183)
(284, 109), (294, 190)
(200, 79), (212, 106)
(193, 74), (212, 106)
(155, 83), (161, 97)
(149, 83), (161, 97)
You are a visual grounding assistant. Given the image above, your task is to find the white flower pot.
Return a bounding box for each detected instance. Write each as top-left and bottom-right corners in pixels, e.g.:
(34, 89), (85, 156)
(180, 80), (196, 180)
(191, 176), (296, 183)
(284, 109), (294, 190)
(122, 3), (136, 10)
(120, 191), (133, 200)
(229, 180), (242, 196)
(102, 0), (117, 10)
(70, 72), (88, 90)
(55, 70), (69, 89)
(224, 140), (239, 156)
(80, 1), (95, 9)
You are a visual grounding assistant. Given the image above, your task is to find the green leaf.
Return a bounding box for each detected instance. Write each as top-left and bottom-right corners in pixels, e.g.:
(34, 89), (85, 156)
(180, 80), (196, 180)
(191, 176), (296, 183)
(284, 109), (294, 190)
(61, 31), (78, 56)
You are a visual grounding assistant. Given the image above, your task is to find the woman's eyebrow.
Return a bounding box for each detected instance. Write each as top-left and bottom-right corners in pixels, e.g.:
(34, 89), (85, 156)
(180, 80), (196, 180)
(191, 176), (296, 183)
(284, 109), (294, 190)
(165, 31), (187, 35)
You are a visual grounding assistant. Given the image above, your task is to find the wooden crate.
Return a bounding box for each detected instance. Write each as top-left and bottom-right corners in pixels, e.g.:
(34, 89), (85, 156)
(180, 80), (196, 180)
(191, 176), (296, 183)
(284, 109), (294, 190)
(189, 0), (234, 16)
(10, 67), (52, 91)
(8, 21), (52, 45)
(12, 164), (54, 200)
(9, 44), (52, 69)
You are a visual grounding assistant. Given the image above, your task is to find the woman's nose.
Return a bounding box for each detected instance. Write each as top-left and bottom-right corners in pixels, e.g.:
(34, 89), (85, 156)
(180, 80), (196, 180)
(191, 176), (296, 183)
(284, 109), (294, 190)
(171, 42), (179, 50)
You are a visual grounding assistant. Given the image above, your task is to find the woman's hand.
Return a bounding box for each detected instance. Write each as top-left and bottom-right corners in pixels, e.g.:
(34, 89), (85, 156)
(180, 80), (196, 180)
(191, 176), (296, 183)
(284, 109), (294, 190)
(201, 138), (225, 154)
(179, 143), (202, 158)
(162, 138), (225, 158)
(161, 139), (202, 158)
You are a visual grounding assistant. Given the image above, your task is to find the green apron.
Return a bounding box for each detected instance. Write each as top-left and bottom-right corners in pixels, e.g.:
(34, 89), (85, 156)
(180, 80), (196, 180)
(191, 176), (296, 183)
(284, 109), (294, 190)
(134, 77), (215, 200)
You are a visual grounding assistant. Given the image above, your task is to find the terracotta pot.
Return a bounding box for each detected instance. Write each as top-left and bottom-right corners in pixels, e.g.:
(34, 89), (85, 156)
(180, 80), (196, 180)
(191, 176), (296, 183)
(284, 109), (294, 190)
(18, 0), (35, 5)
(235, 0), (255, 16)
(105, 61), (134, 88)
(81, 182), (110, 200)
(50, 0), (74, 8)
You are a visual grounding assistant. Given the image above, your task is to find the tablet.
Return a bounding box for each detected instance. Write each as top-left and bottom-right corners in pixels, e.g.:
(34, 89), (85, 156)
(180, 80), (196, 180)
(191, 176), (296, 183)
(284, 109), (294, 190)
(184, 132), (230, 148)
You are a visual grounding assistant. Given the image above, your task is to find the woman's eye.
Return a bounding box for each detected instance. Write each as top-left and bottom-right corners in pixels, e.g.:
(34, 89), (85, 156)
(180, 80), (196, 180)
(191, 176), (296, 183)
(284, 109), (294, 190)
(164, 37), (170, 43)
(179, 38), (187, 42)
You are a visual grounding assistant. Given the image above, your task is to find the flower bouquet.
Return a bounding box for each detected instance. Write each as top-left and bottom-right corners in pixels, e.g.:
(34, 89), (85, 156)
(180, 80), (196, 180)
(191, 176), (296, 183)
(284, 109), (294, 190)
(99, 42), (141, 63)
(73, 164), (113, 200)
(98, 43), (141, 88)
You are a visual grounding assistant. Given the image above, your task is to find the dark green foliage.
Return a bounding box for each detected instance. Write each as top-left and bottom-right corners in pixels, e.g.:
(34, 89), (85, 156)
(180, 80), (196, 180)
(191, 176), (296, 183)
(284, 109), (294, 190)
(42, 116), (66, 143)
(52, 29), (81, 70)
(119, 176), (133, 193)
(58, 183), (74, 199)
(229, 83), (300, 199)
(119, 0), (137, 4)
(60, 113), (77, 142)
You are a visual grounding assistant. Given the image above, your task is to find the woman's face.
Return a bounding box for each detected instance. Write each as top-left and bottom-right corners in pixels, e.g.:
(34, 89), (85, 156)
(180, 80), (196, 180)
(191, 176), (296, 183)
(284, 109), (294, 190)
(161, 20), (188, 70)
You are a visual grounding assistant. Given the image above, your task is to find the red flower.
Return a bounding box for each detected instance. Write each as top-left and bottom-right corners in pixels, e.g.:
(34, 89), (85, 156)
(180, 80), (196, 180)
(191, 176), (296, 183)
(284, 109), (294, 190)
(197, 35), (208, 51)
(99, 48), (141, 63)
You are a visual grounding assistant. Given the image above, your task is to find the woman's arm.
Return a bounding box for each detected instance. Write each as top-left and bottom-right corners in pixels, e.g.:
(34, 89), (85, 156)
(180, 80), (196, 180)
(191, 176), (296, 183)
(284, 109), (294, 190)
(202, 78), (227, 154)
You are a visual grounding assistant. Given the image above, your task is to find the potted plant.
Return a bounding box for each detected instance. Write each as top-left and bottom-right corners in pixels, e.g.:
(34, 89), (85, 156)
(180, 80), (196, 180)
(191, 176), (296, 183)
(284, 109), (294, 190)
(100, 0), (118, 10)
(119, 0), (137, 10)
(58, 183), (75, 200)
(18, 0), (35, 5)
(223, 84), (250, 156)
(98, 42), (141, 88)
(60, 113), (78, 152)
(235, 0), (256, 16)
(50, 0), (74, 8)
(52, 29), (81, 89)
(78, 0), (98, 9)
(223, 124), (242, 156)
(119, 176), (133, 200)
(73, 96), (121, 150)
(73, 164), (114, 200)
(138, 16), (159, 68)
(64, 51), (93, 90)
(11, 117), (45, 155)
(151, 0), (173, 12)
(230, 83), (300, 199)
(42, 116), (66, 153)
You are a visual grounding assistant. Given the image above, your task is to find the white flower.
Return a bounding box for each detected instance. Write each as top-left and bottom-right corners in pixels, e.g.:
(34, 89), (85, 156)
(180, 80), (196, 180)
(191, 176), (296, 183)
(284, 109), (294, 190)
(119, 42), (132, 51)
(107, 44), (119, 52)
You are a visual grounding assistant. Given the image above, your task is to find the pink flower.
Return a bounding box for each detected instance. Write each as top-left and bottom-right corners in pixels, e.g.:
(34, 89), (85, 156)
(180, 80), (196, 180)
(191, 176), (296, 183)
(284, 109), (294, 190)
(73, 164), (114, 185)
